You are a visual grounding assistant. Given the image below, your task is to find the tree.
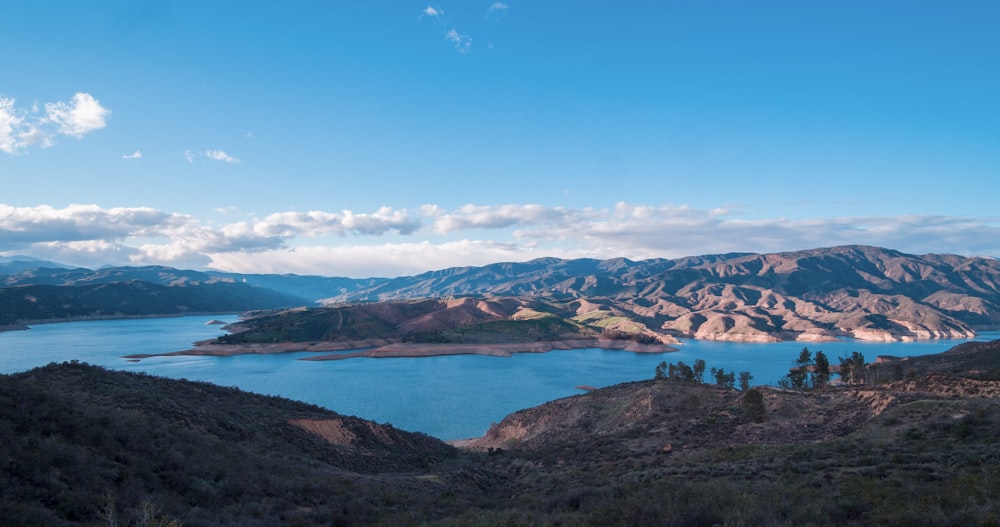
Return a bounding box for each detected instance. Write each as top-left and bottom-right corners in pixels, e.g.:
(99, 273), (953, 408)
(797, 347), (813, 367)
(838, 351), (866, 385)
(782, 347), (813, 389)
(849, 351), (866, 384)
(692, 359), (707, 383)
(738, 371), (753, 392)
(813, 350), (830, 388)
(668, 361), (696, 382)
(711, 367), (736, 389)
(655, 361), (696, 382)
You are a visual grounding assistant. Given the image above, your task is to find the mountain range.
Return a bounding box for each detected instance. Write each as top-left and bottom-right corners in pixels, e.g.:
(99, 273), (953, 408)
(2, 245), (999, 341)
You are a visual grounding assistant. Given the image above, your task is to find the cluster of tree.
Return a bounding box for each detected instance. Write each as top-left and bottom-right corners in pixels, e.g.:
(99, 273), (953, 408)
(779, 348), (909, 389)
(837, 350), (866, 385)
(654, 359), (753, 391)
(779, 348), (832, 389)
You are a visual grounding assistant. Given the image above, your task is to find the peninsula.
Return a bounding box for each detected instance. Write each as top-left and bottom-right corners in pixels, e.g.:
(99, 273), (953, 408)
(125, 297), (678, 360)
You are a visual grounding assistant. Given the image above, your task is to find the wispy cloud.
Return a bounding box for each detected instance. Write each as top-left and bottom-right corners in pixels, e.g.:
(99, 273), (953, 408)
(0, 93), (109, 154)
(485, 2), (509, 27)
(419, 5), (482, 54)
(2, 202), (998, 277)
(184, 149), (239, 163)
(205, 149), (239, 163)
(446, 28), (472, 53)
(0, 98), (27, 153)
(122, 150), (142, 160)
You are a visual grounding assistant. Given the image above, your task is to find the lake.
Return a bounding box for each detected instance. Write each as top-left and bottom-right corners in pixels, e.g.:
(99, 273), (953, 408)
(1, 315), (996, 440)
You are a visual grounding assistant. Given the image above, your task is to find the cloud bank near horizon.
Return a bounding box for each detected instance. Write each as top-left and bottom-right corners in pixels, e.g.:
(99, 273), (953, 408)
(1, 202), (997, 277)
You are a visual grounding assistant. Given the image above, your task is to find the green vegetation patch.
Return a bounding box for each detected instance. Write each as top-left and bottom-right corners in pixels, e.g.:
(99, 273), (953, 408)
(447, 316), (594, 343)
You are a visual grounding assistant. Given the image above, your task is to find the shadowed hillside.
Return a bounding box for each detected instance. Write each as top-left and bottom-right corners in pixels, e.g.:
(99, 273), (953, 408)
(2, 340), (999, 525)
(0, 281), (301, 328)
(0, 362), (476, 526)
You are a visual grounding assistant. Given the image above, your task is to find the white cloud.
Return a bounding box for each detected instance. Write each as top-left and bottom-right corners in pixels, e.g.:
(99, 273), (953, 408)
(184, 149), (239, 163)
(0, 98), (24, 154)
(488, 2), (509, 12)
(122, 150), (142, 159)
(0, 204), (181, 246)
(205, 149), (239, 163)
(45, 92), (110, 138)
(446, 29), (472, 53)
(3, 202), (998, 277)
(0, 93), (109, 154)
(206, 240), (542, 278)
(432, 203), (576, 233)
(424, 5), (441, 16)
(245, 208), (421, 239)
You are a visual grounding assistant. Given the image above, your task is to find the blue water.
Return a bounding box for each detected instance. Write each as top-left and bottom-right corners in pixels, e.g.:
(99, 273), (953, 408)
(1, 315), (996, 440)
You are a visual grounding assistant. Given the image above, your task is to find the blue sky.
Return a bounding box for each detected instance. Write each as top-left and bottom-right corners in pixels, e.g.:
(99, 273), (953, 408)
(2, 1), (998, 277)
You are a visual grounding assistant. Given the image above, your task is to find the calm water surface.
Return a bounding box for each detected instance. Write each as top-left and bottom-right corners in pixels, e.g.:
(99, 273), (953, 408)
(1, 315), (996, 440)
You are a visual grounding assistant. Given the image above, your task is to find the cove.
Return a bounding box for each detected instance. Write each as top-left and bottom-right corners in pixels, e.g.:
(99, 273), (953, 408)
(1, 315), (996, 440)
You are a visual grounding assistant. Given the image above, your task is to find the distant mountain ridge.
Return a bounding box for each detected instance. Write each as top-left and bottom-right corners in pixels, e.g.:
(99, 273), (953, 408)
(0, 262), (377, 303)
(0, 280), (302, 327)
(3, 245), (999, 341)
(313, 245), (1000, 342)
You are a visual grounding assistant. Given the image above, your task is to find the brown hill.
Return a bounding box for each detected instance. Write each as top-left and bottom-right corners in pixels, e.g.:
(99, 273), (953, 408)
(208, 296), (676, 355)
(320, 245), (1000, 342)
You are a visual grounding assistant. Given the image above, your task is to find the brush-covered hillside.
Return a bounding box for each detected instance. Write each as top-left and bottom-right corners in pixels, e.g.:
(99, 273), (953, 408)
(0, 362), (471, 526)
(213, 296), (671, 349)
(2, 340), (999, 525)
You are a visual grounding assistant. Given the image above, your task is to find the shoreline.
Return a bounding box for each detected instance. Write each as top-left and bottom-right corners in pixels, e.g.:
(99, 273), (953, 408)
(121, 326), (997, 361)
(0, 312), (242, 333)
(123, 338), (679, 360)
(6, 314), (990, 344)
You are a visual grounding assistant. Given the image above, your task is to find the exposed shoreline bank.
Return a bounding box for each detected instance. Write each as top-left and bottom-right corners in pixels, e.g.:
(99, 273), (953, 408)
(124, 338), (679, 361)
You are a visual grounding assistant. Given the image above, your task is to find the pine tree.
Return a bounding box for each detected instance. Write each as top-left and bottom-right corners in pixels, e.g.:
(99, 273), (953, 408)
(813, 350), (830, 388)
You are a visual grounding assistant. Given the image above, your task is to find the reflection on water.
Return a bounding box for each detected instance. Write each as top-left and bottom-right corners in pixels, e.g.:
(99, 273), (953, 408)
(1, 315), (996, 440)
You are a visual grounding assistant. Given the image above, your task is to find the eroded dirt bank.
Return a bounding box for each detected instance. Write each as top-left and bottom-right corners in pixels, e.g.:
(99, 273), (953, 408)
(123, 338), (677, 360)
